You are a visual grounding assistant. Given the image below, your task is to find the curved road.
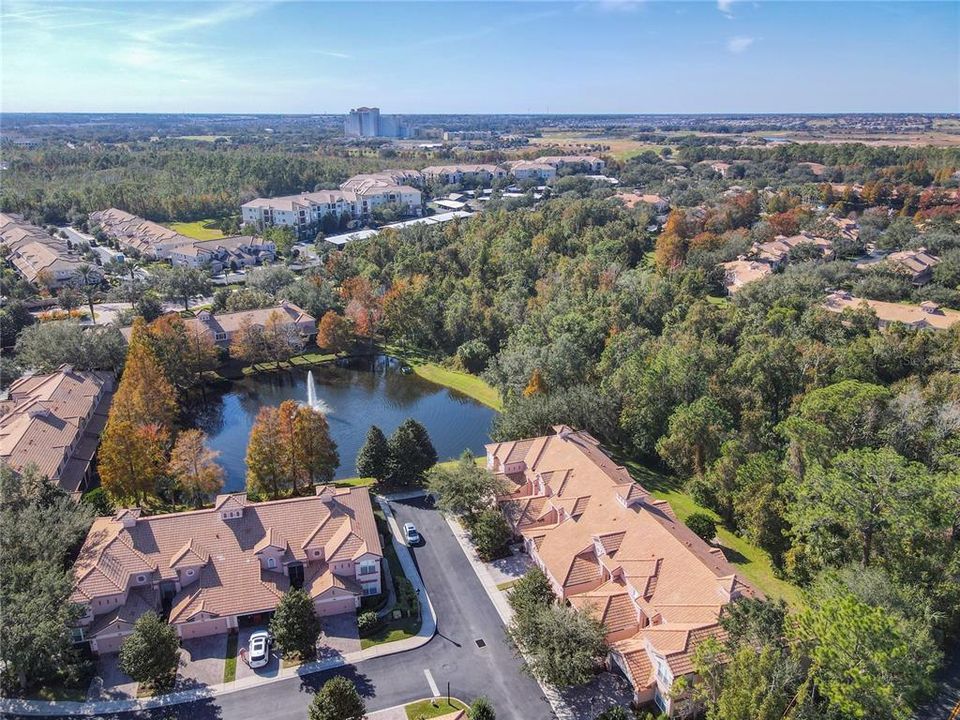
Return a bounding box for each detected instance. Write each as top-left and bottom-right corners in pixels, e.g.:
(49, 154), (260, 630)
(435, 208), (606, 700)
(45, 497), (556, 720)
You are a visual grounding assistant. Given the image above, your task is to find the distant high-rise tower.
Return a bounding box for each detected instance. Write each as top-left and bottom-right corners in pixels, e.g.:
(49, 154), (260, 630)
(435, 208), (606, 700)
(345, 107), (381, 137)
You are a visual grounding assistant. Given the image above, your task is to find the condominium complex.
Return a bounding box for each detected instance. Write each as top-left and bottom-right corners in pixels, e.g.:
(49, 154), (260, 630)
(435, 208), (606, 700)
(420, 164), (508, 185)
(0, 213), (102, 288)
(0, 365), (115, 496)
(71, 486), (383, 653)
(489, 426), (756, 717)
(241, 171), (423, 234)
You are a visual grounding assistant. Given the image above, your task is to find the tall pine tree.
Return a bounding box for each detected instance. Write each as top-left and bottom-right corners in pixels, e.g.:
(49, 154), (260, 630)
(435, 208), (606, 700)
(356, 425), (390, 481)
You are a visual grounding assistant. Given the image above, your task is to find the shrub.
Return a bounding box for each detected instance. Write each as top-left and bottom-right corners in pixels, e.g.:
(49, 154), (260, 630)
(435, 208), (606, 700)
(468, 509), (512, 562)
(686, 512), (717, 542)
(357, 611), (381, 636)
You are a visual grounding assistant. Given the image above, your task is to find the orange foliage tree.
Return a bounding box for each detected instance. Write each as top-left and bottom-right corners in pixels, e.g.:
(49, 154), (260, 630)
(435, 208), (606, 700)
(316, 311), (354, 354)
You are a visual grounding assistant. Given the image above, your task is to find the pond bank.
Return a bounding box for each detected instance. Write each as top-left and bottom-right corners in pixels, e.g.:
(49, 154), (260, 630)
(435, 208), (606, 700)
(217, 343), (502, 412)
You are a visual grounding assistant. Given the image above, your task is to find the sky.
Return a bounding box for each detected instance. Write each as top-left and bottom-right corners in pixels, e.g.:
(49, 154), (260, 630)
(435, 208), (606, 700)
(2, 0), (958, 114)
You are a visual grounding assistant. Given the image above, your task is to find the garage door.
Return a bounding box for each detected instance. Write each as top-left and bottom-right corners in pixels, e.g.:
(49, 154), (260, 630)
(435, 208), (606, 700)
(178, 617), (230, 639)
(93, 634), (126, 654)
(315, 597), (356, 616)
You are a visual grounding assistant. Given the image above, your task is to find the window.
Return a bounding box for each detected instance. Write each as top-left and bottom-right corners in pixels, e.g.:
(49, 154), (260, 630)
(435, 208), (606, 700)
(362, 582), (379, 596)
(654, 689), (668, 713)
(358, 562), (377, 576)
(136, 575), (146, 584)
(70, 627), (85, 643)
(215, 332), (227, 341)
(267, 557), (277, 569)
(186, 569), (195, 577)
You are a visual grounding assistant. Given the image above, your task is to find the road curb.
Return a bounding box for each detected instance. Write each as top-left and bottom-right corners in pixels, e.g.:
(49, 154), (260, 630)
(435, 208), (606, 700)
(0, 499), (439, 718)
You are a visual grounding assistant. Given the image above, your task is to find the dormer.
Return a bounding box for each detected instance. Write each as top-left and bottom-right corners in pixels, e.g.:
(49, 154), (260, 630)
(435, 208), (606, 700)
(114, 508), (141, 529)
(214, 493), (247, 521)
(615, 483), (649, 509)
(254, 528), (288, 571)
(169, 539), (209, 586)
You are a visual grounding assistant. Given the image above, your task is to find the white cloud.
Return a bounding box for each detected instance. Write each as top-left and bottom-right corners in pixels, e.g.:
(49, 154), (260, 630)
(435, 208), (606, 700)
(717, 0), (735, 16)
(726, 35), (754, 53)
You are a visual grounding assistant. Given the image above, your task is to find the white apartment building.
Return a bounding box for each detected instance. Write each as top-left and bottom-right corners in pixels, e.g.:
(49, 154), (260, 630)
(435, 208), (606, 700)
(420, 164), (508, 185)
(241, 171), (423, 234)
(507, 160), (558, 182)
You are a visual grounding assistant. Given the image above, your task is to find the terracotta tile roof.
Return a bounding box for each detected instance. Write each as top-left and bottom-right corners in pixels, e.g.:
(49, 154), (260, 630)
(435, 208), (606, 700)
(824, 291), (960, 331)
(886, 248), (939, 280)
(0, 365), (114, 491)
(720, 259), (773, 293)
(490, 426), (757, 690)
(73, 487), (382, 626)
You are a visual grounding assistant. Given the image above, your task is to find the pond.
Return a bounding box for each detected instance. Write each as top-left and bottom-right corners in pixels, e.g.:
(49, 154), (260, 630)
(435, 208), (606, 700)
(189, 356), (496, 492)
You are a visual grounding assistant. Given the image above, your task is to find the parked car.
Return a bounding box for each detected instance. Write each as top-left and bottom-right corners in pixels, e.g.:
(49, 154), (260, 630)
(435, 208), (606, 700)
(248, 630), (271, 669)
(404, 522), (420, 545)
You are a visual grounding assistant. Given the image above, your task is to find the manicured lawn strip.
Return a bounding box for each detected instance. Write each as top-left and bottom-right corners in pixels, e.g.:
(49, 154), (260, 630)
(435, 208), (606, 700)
(30, 682), (88, 702)
(168, 219), (227, 240)
(404, 697), (468, 719)
(359, 534), (422, 649)
(616, 455), (802, 608)
(380, 343), (502, 411)
(223, 633), (238, 683)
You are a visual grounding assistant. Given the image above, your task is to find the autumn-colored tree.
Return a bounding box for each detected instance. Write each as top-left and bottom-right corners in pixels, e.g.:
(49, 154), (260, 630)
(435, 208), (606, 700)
(230, 316), (268, 364)
(341, 277), (382, 339)
(316, 311), (353, 353)
(264, 310), (305, 362)
(523, 368), (547, 397)
(290, 403), (339, 486)
(111, 317), (177, 430)
(247, 402), (339, 497)
(146, 314), (219, 391)
(98, 420), (169, 502)
(245, 406), (288, 499)
(381, 275), (434, 347)
(654, 232), (688, 271)
(168, 429), (225, 507)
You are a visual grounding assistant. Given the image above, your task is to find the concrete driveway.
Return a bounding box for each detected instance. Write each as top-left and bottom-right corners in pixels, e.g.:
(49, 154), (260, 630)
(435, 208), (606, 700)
(87, 653), (138, 701)
(318, 613), (361, 660)
(234, 626), (280, 681)
(177, 635), (227, 690)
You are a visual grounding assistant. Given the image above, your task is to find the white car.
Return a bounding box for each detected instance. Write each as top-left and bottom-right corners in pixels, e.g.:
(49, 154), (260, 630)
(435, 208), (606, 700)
(404, 522), (420, 545)
(248, 631), (271, 669)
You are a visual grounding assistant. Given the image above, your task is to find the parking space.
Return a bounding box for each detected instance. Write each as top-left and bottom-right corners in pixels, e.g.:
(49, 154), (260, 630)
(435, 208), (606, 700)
(234, 626), (280, 681)
(177, 634), (227, 690)
(87, 653), (138, 701)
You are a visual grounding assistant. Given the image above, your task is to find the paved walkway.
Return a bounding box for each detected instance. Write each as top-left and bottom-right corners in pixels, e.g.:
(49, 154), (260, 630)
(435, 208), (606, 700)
(0, 494), (437, 718)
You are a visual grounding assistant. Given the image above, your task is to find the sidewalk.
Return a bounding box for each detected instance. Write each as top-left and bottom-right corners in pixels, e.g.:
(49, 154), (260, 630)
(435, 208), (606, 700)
(443, 515), (574, 720)
(0, 497), (437, 718)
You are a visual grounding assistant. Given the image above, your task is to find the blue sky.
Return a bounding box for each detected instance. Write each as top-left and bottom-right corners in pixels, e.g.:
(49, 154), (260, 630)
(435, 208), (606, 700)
(2, 1), (957, 114)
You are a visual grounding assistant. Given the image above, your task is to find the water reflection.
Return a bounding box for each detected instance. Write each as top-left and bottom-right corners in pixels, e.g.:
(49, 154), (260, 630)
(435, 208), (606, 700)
(188, 356), (494, 492)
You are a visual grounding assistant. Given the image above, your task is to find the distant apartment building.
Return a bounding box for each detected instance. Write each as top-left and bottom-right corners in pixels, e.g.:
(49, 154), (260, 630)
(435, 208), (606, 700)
(885, 248), (939, 286)
(489, 427), (756, 717)
(536, 155), (606, 174)
(719, 259), (774, 294)
(824, 290), (960, 331)
(0, 365), (115, 496)
(0, 213), (102, 288)
(420, 164), (508, 186)
(749, 232), (834, 269)
(241, 171), (423, 235)
(344, 107), (413, 138)
(168, 236), (276, 272)
(506, 160), (557, 182)
(89, 208), (195, 259)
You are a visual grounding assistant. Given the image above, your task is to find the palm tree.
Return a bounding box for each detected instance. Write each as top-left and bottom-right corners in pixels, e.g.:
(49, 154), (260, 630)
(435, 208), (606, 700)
(75, 263), (98, 324)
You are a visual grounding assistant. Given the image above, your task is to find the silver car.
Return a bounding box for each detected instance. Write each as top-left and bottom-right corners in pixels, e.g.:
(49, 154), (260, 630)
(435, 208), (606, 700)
(404, 522), (420, 545)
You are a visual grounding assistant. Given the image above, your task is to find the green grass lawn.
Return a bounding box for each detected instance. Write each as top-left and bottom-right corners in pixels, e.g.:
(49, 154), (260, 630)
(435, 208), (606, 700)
(616, 454), (802, 608)
(381, 344), (502, 411)
(223, 633), (238, 683)
(404, 697), (468, 719)
(30, 682), (89, 702)
(168, 219), (227, 240)
(359, 533), (423, 649)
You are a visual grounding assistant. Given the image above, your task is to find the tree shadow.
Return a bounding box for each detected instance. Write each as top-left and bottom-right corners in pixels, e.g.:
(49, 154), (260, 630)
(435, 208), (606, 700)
(297, 665), (375, 699)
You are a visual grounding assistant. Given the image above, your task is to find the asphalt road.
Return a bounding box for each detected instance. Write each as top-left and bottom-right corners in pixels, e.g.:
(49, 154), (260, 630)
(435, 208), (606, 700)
(70, 497), (554, 720)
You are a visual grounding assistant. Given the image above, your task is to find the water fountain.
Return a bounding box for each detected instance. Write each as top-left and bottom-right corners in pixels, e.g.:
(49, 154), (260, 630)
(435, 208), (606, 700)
(305, 370), (331, 415)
